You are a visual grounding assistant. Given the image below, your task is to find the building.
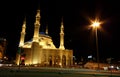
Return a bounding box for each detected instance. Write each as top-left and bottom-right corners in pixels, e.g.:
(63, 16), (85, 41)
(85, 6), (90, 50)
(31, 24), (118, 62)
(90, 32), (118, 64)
(0, 38), (7, 60)
(16, 10), (73, 67)
(84, 62), (109, 70)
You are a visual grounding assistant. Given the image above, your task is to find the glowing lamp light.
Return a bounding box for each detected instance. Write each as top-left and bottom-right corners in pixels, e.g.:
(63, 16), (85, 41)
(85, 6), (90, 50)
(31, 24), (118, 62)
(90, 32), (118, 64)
(92, 21), (100, 27)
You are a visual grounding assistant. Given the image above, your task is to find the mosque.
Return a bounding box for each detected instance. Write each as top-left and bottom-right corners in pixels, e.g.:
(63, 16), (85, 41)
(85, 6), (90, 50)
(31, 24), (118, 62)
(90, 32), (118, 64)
(15, 10), (73, 67)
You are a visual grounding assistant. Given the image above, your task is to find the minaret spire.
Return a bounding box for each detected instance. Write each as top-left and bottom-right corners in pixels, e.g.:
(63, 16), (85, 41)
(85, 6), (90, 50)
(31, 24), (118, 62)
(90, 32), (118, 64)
(59, 17), (65, 50)
(33, 10), (41, 42)
(19, 18), (26, 47)
(45, 25), (48, 35)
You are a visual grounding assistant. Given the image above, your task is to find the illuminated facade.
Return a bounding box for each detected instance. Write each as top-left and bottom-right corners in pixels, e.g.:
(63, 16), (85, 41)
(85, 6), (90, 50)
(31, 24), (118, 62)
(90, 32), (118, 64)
(0, 38), (6, 59)
(16, 10), (73, 67)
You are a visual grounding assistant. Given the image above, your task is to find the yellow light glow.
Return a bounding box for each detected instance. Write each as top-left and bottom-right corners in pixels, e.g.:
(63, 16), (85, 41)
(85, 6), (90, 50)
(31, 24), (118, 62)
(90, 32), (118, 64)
(59, 62), (61, 66)
(91, 20), (101, 29)
(92, 21), (100, 28)
(33, 60), (38, 64)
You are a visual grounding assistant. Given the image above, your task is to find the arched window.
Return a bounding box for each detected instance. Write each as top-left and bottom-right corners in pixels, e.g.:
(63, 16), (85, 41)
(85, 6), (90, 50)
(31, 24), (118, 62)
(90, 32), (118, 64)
(62, 55), (66, 66)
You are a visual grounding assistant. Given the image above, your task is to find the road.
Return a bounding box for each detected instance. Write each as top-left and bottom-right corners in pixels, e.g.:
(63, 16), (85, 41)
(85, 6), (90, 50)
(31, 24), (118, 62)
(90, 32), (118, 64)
(0, 66), (120, 77)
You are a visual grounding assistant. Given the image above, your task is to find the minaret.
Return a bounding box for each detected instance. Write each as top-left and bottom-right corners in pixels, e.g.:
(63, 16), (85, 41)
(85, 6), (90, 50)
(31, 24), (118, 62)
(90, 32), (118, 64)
(45, 26), (48, 35)
(59, 18), (65, 50)
(33, 10), (40, 42)
(19, 18), (26, 47)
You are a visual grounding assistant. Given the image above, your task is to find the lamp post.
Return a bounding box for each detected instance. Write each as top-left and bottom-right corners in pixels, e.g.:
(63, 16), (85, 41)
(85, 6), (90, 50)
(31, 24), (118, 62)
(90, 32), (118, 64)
(91, 20), (100, 71)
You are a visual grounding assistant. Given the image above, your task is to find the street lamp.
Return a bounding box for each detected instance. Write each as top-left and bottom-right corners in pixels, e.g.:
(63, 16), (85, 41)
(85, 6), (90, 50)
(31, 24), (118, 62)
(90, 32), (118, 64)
(91, 20), (101, 71)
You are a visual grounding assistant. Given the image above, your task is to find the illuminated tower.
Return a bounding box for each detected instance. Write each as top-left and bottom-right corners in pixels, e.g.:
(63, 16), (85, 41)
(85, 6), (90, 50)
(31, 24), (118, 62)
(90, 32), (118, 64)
(45, 26), (48, 35)
(59, 18), (65, 50)
(19, 18), (26, 47)
(33, 10), (40, 42)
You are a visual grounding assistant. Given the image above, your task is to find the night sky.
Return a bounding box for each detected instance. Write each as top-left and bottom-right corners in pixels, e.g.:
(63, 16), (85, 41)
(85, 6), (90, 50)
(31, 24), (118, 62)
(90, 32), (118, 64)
(0, 0), (119, 62)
